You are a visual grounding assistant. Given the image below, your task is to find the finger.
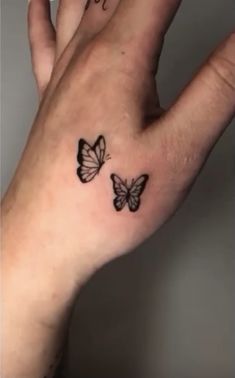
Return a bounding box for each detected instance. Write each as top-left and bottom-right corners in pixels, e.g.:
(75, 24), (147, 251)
(77, 0), (120, 42)
(151, 33), (235, 186)
(44, 0), (121, 105)
(56, 0), (87, 58)
(102, 0), (182, 69)
(28, 0), (56, 94)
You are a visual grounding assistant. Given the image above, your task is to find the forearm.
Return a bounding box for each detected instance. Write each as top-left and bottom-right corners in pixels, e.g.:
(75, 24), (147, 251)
(2, 201), (79, 378)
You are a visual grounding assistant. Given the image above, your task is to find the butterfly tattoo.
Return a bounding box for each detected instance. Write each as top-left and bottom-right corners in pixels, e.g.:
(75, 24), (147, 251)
(77, 135), (111, 183)
(110, 174), (149, 212)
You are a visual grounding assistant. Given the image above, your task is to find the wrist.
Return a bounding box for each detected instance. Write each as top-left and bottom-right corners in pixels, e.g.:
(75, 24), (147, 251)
(2, 196), (82, 378)
(2, 237), (75, 378)
(3, 244), (78, 328)
(2, 212), (80, 329)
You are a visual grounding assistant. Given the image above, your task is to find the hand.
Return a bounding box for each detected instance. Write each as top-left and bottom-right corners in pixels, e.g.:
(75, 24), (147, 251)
(4, 0), (235, 284)
(2, 1), (235, 377)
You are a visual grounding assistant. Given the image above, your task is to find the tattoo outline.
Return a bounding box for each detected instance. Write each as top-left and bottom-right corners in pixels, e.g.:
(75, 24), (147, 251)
(77, 135), (111, 183)
(110, 174), (149, 212)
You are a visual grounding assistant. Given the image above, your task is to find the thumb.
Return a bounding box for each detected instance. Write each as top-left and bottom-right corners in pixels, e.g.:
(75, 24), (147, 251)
(159, 32), (235, 164)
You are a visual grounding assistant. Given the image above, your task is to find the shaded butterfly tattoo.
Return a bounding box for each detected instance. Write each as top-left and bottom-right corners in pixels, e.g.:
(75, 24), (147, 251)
(110, 174), (149, 212)
(85, 0), (108, 11)
(77, 135), (111, 183)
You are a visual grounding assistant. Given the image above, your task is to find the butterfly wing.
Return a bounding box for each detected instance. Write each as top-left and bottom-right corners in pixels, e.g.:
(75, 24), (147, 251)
(128, 175), (149, 212)
(77, 136), (107, 183)
(77, 139), (100, 183)
(94, 135), (106, 165)
(110, 174), (128, 211)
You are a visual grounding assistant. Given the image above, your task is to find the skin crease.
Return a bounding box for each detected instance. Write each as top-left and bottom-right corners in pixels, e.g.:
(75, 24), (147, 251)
(2, 0), (235, 377)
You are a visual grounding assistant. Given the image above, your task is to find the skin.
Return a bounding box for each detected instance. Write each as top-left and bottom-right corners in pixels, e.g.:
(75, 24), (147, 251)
(1, 0), (235, 377)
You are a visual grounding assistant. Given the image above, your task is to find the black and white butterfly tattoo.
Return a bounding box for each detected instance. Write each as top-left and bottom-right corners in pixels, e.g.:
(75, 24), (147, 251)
(110, 174), (149, 212)
(77, 135), (111, 183)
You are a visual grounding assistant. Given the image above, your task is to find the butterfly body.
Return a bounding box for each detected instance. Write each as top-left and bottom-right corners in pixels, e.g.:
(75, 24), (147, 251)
(124, 184), (134, 203)
(111, 174), (149, 212)
(77, 135), (110, 183)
